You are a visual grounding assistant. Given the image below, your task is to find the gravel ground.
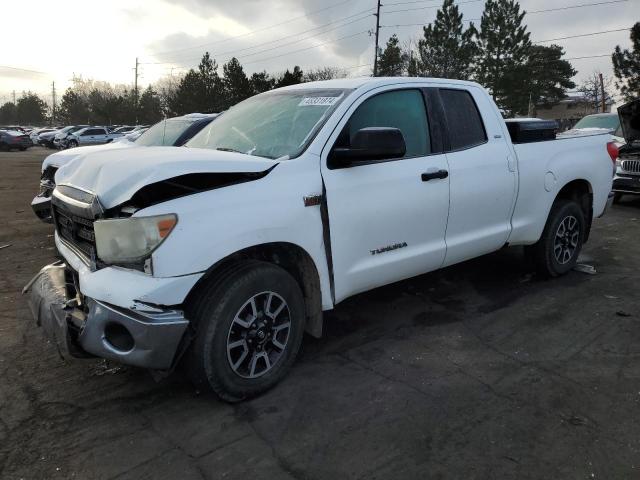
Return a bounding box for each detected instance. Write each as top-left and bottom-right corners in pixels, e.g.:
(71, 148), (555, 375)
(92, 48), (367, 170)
(0, 147), (639, 479)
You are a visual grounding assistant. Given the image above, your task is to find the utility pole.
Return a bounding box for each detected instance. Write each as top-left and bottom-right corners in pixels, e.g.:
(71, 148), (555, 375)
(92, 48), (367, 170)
(599, 72), (606, 113)
(12, 90), (16, 104)
(134, 57), (139, 124)
(51, 81), (56, 126)
(373, 0), (381, 77)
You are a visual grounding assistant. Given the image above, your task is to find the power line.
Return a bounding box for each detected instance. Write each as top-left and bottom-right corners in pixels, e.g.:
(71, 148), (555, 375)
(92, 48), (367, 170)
(383, 0), (482, 15)
(381, 0), (629, 27)
(145, 0), (360, 58)
(535, 27), (631, 43)
(241, 30), (371, 67)
(0, 65), (48, 75)
(143, 10), (375, 66)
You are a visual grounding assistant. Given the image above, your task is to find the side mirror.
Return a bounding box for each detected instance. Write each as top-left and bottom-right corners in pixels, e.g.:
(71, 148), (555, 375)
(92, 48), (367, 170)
(329, 127), (406, 167)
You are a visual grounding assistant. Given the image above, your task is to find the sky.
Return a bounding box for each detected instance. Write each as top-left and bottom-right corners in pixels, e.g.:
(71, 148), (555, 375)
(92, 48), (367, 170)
(0, 0), (637, 107)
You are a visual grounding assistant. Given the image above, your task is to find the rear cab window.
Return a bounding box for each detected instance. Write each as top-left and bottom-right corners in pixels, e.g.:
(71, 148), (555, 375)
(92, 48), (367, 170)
(439, 88), (487, 151)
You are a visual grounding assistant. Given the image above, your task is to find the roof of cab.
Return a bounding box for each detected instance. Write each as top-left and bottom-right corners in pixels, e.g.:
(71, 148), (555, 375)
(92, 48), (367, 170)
(277, 76), (483, 92)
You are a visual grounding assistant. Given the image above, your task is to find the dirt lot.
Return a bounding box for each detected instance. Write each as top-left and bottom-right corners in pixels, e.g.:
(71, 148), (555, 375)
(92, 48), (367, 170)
(0, 147), (639, 479)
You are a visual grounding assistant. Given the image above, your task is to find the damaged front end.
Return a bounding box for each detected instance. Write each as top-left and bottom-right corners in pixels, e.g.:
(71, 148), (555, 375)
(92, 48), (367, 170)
(31, 166), (58, 223)
(23, 261), (189, 369)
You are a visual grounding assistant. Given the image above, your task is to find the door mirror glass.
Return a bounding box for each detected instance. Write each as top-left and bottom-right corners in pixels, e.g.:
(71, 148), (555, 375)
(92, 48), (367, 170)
(330, 127), (406, 166)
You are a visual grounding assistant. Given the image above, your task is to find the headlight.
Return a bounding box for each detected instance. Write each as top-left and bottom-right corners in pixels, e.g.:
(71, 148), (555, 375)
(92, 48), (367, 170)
(94, 214), (177, 263)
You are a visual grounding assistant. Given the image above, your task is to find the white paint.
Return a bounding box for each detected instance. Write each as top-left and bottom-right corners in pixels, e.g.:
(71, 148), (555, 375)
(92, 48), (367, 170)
(52, 77), (614, 313)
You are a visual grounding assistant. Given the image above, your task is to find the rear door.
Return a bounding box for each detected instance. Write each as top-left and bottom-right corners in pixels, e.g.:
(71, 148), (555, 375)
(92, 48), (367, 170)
(438, 87), (517, 266)
(321, 86), (450, 303)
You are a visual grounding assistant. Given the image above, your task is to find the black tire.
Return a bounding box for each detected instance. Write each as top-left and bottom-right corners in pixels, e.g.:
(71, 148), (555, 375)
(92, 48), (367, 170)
(185, 261), (305, 402)
(530, 199), (586, 277)
(19, 147), (26, 151)
(68, 140), (78, 148)
(613, 193), (623, 204)
(0, 143), (8, 151)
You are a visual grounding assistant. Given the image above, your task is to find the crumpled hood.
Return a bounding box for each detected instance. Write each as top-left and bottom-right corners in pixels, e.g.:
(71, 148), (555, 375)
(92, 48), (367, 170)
(43, 141), (134, 171)
(55, 146), (278, 208)
(618, 99), (640, 144)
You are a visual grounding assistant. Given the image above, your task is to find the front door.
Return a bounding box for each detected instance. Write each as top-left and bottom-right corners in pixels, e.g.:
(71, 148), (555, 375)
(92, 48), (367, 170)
(321, 87), (450, 303)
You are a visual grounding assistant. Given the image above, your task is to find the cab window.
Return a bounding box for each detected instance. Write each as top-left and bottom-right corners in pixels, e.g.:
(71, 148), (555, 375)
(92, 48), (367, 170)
(336, 89), (431, 158)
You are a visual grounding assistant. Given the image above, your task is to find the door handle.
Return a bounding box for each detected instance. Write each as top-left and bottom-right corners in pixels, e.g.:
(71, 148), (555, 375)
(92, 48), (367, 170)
(421, 169), (448, 181)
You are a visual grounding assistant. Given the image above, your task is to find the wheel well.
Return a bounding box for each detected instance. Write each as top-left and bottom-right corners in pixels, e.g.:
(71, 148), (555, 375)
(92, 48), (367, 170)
(187, 242), (324, 338)
(555, 179), (593, 242)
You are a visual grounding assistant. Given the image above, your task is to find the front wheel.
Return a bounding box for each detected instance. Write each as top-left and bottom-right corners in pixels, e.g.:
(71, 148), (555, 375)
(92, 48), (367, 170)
(68, 140), (78, 148)
(185, 261), (305, 402)
(530, 199), (586, 277)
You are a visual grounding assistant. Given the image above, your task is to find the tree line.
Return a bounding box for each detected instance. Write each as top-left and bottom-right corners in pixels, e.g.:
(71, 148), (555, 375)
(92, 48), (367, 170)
(1, 0), (638, 126)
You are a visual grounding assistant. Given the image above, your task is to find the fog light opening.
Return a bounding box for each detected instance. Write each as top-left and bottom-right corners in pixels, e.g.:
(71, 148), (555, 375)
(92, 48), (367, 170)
(104, 322), (134, 352)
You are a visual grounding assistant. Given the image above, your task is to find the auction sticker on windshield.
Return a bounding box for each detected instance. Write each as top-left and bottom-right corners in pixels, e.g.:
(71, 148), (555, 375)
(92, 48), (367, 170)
(299, 97), (340, 106)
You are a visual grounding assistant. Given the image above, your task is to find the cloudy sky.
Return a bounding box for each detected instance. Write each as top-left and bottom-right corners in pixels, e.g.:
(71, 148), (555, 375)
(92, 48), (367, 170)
(0, 0), (637, 106)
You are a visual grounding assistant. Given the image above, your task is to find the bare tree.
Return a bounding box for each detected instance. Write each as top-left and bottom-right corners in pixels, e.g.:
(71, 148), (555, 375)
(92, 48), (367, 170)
(578, 71), (614, 114)
(303, 67), (348, 82)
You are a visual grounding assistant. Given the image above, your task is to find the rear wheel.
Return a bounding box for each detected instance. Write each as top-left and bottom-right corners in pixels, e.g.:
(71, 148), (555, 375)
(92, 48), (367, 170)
(185, 261), (305, 402)
(530, 199), (585, 277)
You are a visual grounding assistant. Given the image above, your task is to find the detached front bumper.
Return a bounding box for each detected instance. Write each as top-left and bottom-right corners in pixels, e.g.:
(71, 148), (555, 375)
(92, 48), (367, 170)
(24, 262), (190, 370)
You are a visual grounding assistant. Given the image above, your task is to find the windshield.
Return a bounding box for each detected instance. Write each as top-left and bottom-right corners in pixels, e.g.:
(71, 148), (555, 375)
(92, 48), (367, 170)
(135, 119), (194, 146)
(574, 115), (620, 131)
(186, 88), (350, 159)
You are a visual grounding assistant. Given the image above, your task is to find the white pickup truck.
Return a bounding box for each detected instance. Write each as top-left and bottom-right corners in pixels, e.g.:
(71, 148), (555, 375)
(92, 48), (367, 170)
(26, 77), (615, 401)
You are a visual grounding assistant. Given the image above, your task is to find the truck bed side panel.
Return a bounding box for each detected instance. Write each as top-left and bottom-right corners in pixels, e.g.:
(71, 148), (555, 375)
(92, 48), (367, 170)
(508, 133), (613, 245)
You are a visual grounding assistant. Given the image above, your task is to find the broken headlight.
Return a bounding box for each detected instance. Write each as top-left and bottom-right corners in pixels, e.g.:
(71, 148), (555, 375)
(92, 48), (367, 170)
(94, 214), (177, 264)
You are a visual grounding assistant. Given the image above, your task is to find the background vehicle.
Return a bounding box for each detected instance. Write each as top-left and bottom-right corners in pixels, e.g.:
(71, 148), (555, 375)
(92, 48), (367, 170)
(53, 125), (88, 149)
(26, 78), (614, 401)
(612, 99), (640, 202)
(31, 114), (218, 221)
(568, 112), (624, 142)
(30, 128), (57, 144)
(0, 130), (32, 150)
(38, 129), (63, 148)
(66, 127), (120, 148)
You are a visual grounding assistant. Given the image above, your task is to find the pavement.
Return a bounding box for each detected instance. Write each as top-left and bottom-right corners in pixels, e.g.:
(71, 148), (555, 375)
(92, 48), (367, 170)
(0, 147), (639, 480)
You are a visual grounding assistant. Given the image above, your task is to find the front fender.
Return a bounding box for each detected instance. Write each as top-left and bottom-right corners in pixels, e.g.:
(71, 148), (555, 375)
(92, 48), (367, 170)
(139, 156), (333, 310)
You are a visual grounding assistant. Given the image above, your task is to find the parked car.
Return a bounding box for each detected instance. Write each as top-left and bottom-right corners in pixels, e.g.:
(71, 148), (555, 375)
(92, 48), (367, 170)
(112, 125), (136, 134)
(30, 128), (57, 144)
(53, 125), (89, 149)
(65, 127), (121, 148)
(612, 99), (640, 202)
(31, 114), (218, 222)
(25, 78), (614, 401)
(0, 130), (32, 150)
(38, 129), (64, 148)
(568, 112), (624, 142)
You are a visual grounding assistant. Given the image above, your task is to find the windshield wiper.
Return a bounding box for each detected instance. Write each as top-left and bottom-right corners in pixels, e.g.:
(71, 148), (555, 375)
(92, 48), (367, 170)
(215, 147), (276, 160)
(216, 147), (246, 154)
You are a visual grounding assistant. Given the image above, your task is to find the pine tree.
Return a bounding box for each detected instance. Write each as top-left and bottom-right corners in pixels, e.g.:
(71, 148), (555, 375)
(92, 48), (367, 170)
(16, 93), (48, 125)
(199, 52), (224, 112)
(514, 44), (576, 115)
(612, 22), (640, 102)
(58, 89), (90, 124)
(0, 102), (17, 125)
(275, 66), (304, 88)
(411, 0), (477, 79)
(377, 35), (408, 76)
(169, 69), (206, 115)
(475, 0), (531, 114)
(249, 71), (275, 94)
(222, 58), (252, 108)
(137, 86), (163, 124)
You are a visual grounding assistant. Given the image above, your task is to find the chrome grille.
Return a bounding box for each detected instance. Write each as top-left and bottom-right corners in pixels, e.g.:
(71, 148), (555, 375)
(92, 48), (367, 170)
(53, 204), (96, 261)
(621, 160), (640, 174)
